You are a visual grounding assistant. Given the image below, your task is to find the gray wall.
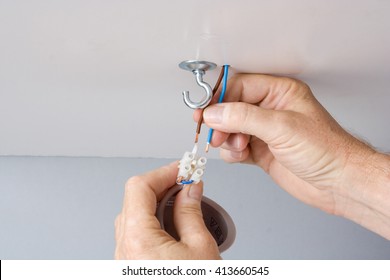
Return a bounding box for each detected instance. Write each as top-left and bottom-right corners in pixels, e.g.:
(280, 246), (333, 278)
(0, 156), (389, 259)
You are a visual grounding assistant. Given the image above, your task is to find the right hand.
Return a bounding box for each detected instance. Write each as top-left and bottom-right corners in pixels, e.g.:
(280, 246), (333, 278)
(195, 74), (373, 215)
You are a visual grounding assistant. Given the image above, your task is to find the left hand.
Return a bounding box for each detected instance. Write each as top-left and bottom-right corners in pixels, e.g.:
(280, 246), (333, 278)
(115, 161), (220, 259)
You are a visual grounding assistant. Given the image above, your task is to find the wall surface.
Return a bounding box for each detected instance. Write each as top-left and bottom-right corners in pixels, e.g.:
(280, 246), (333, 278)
(1, 156), (389, 260)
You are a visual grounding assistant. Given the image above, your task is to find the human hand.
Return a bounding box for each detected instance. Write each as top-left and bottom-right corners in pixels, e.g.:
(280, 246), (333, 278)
(195, 74), (390, 240)
(115, 161), (220, 259)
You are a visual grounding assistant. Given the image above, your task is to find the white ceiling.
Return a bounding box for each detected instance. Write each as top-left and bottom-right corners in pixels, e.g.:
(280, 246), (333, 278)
(1, 0), (389, 158)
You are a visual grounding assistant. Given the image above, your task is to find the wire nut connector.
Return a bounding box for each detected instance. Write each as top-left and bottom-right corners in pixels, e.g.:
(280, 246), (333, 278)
(176, 152), (207, 185)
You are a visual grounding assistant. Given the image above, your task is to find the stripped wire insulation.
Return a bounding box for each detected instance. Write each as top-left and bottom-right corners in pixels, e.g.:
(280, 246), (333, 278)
(194, 66), (225, 143)
(205, 65), (229, 152)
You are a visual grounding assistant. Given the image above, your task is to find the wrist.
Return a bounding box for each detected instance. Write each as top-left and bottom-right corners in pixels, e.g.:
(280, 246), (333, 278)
(334, 141), (390, 239)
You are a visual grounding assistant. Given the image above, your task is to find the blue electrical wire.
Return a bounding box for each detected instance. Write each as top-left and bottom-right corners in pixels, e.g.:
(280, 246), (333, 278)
(180, 180), (194, 185)
(206, 65), (229, 150)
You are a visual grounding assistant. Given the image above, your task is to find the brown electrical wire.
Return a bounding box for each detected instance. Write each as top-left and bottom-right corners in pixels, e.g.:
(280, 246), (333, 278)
(194, 66), (225, 143)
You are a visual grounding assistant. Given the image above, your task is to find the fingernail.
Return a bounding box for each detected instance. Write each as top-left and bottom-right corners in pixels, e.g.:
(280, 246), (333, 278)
(188, 184), (203, 201)
(204, 105), (224, 124)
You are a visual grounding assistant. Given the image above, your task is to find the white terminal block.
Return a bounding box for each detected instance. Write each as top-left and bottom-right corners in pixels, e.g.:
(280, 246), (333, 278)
(197, 157), (207, 167)
(177, 152), (207, 184)
(178, 163), (191, 178)
(190, 168), (204, 182)
(183, 152), (195, 163)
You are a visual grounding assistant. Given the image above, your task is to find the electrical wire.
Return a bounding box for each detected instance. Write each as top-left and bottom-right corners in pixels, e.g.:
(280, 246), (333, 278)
(205, 65), (229, 152)
(156, 184), (182, 228)
(180, 180), (194, 185)
(194, 66), (225, 143)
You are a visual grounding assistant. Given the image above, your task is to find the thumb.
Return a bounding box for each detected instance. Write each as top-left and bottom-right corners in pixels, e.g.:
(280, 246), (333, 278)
(203, 103), (291, 143)
(173, 183), (216, 247)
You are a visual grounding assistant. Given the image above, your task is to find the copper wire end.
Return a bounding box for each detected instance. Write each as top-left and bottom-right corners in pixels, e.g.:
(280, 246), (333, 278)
(205, 143), (210, 153)
(194, 110), (204, 143)
(194, 133), (199, 143)
(176, 176), (183, 184)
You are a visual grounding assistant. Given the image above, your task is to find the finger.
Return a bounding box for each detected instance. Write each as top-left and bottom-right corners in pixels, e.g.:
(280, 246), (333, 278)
(193, 109), (230, 148)
(122, 161), (178, 219)
(173, 183), (217, 249)
(203, 102), (296, 144)
(135, 161), (179, 198)
(219, 74), (311, 110)
(221, 133), (251, 152)
(193, 108), (203, 122)
(220, 147), (251, 163)
(209, 129), (229, 147)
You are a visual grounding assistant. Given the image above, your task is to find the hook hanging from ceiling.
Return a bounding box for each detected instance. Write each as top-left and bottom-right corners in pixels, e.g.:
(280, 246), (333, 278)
(179, 60), (217, 109)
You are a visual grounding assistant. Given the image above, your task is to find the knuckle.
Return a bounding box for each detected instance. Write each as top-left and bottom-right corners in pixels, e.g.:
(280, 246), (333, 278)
(283, 76), (308, 89)
(298, 80), (311, 92)
(277, 76), (309, 93)
(224, 103), (260, 136)
(286, 78), (313, 99)
(227, 103), (251, 125)
(179, 205), (203, 217)
(125, 175), (144, 190)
